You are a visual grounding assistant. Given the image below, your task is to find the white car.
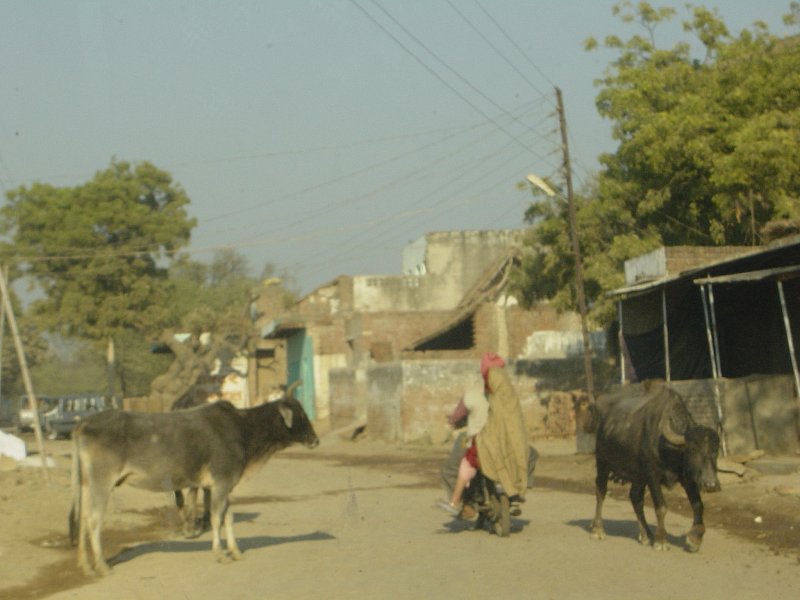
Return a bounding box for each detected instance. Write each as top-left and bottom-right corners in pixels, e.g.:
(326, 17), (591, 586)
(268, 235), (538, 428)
(16, 396), (55, 433)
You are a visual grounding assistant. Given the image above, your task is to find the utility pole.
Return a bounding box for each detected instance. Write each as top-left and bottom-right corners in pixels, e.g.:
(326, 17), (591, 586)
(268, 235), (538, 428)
(0, 266), (49, 482)
(556, 87), (595, 402)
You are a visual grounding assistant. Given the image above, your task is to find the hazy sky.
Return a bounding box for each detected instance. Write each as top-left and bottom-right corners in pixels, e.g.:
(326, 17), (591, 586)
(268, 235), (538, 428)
(0, 1), (794, 295)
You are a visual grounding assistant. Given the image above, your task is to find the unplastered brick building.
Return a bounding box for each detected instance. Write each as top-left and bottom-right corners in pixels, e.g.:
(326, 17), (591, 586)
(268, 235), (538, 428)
(260, 229), (600, 442)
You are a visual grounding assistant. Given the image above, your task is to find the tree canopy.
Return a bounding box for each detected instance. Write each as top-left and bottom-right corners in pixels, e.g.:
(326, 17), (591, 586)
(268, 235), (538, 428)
(0, 159), (196, 340)
(511, 2), (800, 326)
(0, 158), (300, 399)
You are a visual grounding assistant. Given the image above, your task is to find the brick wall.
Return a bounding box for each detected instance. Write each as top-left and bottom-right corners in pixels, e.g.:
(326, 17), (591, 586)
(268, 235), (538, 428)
(366, 363), (403, 441)
(664, 246), (751, 275)
(362, 359), (566, 443)
(329, 368), (362, 431)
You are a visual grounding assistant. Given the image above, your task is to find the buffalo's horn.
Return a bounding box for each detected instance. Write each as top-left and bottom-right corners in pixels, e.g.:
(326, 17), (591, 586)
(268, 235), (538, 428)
(662, 419), (686, 446)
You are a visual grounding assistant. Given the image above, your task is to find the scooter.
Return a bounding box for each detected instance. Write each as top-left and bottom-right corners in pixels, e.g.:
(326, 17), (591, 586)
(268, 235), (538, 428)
(462, 469), (523, 537)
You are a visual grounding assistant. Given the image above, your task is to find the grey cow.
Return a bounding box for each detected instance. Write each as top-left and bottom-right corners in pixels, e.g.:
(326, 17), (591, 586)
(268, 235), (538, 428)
(69, 396), (319, 575)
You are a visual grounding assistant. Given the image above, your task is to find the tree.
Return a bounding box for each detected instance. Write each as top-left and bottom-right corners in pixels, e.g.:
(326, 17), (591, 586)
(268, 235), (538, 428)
(0, 159), (196, 396)
(511, 2), (800, 326)
(0, 297), (48, 398)
(147, 249), (261, 407)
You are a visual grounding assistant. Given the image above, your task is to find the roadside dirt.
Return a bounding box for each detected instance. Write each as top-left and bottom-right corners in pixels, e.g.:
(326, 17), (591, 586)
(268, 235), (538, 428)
(0, 433), (798, 599)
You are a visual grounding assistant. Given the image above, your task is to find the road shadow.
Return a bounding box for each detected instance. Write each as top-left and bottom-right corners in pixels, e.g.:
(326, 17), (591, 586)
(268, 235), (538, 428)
(232, 512), (259, 524)
(109, 530), (335, 567)
(438, 517), (530, 535)
(567, 517), (685, 548)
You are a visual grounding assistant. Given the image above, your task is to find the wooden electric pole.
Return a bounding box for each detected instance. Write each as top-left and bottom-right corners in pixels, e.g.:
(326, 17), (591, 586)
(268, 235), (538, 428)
(0, 266), (49, 482)
(556, 87), (595, 403)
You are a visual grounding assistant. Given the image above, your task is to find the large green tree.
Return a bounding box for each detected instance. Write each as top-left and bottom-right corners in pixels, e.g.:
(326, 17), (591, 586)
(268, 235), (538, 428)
(512, 2), (800, 326)
(0, 159), (196, 396)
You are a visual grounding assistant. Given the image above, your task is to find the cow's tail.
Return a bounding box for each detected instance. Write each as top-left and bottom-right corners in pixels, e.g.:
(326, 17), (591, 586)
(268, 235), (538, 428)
(68, 433), (81, 546)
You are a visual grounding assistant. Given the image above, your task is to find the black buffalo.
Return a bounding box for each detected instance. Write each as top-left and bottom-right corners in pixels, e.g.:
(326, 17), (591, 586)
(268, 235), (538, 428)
(69, 395), (319, 575)
(588, 385), (721, 552)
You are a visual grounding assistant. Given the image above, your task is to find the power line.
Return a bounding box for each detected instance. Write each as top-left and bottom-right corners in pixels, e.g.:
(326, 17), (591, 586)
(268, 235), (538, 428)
(4, 107), (549, 271)
(473, 0), (558, 91)
(349, 0), (552, 162)
(294, 145), (537, 280)
(445, 0), (555, 103)
(206, 99), (552, 240)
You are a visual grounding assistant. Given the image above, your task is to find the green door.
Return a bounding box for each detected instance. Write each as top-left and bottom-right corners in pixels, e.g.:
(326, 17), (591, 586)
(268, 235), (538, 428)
(286, 330), (316, 420)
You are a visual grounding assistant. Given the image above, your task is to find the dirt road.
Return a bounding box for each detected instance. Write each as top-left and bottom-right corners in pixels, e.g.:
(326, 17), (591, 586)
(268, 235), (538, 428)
(1, 434), (799, 600)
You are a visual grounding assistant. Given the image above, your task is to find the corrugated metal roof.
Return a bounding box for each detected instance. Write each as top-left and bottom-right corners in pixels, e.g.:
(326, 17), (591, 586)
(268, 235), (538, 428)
(608, 238), (800, 299)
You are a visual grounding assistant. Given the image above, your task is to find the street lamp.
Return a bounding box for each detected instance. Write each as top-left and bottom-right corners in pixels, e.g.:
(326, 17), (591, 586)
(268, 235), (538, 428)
(525, 174), (556, 198)
(526, 173), (595, 402)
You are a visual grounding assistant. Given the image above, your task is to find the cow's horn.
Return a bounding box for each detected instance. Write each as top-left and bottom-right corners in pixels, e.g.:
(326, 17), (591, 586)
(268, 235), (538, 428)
(286, 380), (302, 398)
(662, 420), (686, 446)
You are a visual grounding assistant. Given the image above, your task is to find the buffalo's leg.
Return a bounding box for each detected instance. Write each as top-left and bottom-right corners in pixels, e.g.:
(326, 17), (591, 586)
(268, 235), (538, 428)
(629, 483), (653, 545)
(590, 459), (609, 540)
(647, 479), (669, 551)
(682, 480), (705, 552)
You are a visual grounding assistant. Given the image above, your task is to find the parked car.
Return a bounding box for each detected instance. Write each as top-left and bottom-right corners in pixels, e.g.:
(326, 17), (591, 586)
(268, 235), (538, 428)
(44, 394), (111, 439)
(17, 395), (56, 433)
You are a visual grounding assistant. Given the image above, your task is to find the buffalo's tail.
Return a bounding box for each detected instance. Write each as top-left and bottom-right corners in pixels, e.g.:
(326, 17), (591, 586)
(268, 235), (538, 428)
(580, 402), (599, 434)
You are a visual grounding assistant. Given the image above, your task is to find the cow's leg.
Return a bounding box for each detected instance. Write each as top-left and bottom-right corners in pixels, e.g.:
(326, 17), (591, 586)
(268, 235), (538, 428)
(81, 478), (112, 575)
(177, 488), (201, 537)
(209, 488), (226, 561)
(629, 483), (653, 545)
(221, 499), (242, 560)
(76, 480), (91, 574)
(647, 479), (669, 551)
(590, 458), (609, 540)
(176, 489), (190, 537)
(209, 487), (241, 561)
(682, 480), (705, 552)
(201, 487), (211, 532)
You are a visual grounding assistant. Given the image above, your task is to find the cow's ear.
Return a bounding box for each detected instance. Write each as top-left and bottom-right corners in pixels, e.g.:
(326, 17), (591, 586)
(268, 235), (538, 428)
(279, 405), (294, 429)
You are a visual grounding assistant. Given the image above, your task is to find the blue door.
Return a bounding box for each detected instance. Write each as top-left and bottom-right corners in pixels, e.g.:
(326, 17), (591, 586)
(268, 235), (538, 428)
(286, 330), (316, 420)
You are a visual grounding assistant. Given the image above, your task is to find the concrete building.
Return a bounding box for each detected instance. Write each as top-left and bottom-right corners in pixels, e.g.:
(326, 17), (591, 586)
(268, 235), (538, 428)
(261, 229), (602, 441)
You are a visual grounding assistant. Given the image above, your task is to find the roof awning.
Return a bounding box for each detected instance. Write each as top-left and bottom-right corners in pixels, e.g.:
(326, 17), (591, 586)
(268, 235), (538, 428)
(606, 274), (682, 300)
(609, 261), (800, 299)
(404, 250), (518, 351)
(261, 318), (306, 339)
(692, 265), (800, 286)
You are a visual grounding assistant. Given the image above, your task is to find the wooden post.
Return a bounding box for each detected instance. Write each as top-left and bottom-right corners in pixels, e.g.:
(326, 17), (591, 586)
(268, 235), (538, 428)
(777, 280), (800, 403)
(556, 87), (594, 402)
(700, 281), (727, 456)
(0, 267), (49, 482)
(618, 300), (626, 384)
(662, 287), (671, 381)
